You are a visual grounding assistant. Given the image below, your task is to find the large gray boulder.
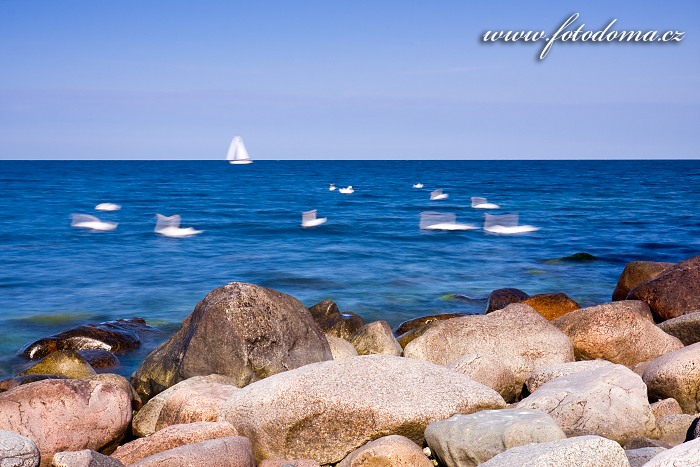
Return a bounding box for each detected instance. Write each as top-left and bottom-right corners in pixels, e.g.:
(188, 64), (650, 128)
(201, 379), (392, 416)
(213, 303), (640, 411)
(0, 377), (132, 467)
(552, 300), (683, 368)
(517, 361), (656, 444)
(131, 283), (333, 402)
(424, 408), (566, 467)
(480, 435), (629, 467)
(447, 354), (520, 403)
(0, 430), (39, 467)
(658, 311), (700, 345)
(643, 342), (700, 414)
(218, 354), (506, 465)
(524, 360), (611, 395)
(627, 255), (700, 321)
(643, 437), (700, 466)
(403, 304), (574, 389)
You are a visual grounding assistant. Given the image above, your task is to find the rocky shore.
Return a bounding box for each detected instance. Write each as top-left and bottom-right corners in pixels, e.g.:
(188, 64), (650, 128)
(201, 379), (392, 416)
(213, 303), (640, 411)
(1, 255), (700, 466)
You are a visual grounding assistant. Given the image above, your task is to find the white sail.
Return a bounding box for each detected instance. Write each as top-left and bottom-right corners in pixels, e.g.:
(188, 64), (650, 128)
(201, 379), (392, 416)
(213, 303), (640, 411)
(227, 136), (252, 164)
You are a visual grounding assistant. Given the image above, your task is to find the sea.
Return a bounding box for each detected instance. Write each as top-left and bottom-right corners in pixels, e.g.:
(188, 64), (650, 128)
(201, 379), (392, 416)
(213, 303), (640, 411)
(1, 160), (699, 378)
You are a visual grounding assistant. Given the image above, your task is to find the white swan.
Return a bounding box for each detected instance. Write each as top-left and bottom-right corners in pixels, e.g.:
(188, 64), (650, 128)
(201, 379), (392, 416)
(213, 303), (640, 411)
(95, 203), (121, 211)
(339, 186), (354, 194)
(412, 183), (424, 189)
(301, 210), (328, 228)
(71, 214), (118, 231)
(420, 212), (476, 231)
(154, 214), (203, 237)
(430, 189), (448, 201)
(471, 197), (500, 209)
(483, 213), (540, 235)
(329, 184), (336, 191)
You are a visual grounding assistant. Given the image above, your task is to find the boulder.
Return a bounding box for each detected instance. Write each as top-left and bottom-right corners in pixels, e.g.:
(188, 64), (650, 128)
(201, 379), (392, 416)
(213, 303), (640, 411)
(76, 350), (120, 370)
(218, 354), (506, 465)
(655, 414), (696, 447)
(52, 449), (124, 467)
(20, 318), (150, 360)
(484, 288), (529, 313)
(517, 361), (656, 444)
(627, 255), (700, 321)
(0, 377), (132, 467)
(258, 460), (320, 467)
(447, 354), (520, 403)
(424, 408), (566, 467)
(132, 374), (239, 437)
(524, 360), (611, 395)
(522, 293), (580, 320)
(658, 311), (700, 345)
(651, 398), (683, 420)
(337, 435), (432, 467)
(612, 261), (674, 301)
(325, 336), (358, 360)
(19, 350), (96, 379)
(0, 430), (40, 467)
(0, 375), (68, 392)
(307, 299), (365, 340)
(127, 436), (255, 467)
(551, 300), (682, 368)
(643, 342), (700, 413)
(480, 435), (629, 467)
(349, 321), (402, 356)
(394, 313), (466, 335)
(111, 421), (238, 465)
(131, 283), (333, 402)
(624, 447), (667, 467)
(403, 304), (574, 389)
(643, 437), (700, 466)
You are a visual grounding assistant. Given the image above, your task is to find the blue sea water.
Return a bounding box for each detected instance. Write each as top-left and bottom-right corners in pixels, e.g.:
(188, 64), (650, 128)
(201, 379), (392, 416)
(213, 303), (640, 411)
(1, 160), (699, 377)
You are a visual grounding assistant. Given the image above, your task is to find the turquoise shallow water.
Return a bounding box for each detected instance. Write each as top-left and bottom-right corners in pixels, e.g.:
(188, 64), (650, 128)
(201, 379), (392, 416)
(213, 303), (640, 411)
(1, 160), (699, 376)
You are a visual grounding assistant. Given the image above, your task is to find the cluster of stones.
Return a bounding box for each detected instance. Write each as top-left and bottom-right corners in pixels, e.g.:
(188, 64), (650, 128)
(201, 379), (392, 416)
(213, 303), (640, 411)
(1, 255), (700, 466)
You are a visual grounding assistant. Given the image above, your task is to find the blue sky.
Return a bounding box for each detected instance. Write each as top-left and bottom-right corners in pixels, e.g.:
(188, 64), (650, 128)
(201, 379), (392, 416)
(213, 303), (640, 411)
(1, 1), (698, 159)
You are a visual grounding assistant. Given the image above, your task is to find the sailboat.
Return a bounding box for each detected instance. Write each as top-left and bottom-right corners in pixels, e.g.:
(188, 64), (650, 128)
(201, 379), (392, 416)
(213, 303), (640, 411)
(226, 136), (252, 165)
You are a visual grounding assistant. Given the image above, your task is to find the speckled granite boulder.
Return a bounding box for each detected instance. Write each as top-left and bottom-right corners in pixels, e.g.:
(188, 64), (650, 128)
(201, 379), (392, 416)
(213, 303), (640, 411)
(326, 336), (359, 360)
(0, 430), (39, 467)
(447, 353), (519, 403)
(658, 311), (700, 345)
(336, 435), (432, 467)
(612, 261), (674, 301)
(643, 342), (700, 414)
(127, 436), (254, 467)
(523, 292), (580, 320)
(218, 354), (506, 465)
(349, 321), (402, 356)
(52, 449), (124, 467)
(643, 437), (700, 466)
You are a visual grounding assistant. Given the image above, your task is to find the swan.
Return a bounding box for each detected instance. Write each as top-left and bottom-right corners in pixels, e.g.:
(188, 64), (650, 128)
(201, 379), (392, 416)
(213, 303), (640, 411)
(301, 210), (328, 228)
(471, 197), (500, 209)
(95, 203), (121, 211)
(154, 214), (203, 237)
(71, 214), (118, 231)
(430, 189), (448, 200)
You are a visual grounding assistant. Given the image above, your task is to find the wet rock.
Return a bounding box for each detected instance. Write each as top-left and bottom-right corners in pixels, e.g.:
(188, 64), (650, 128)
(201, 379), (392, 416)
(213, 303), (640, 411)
(51, 449), (124, 467)
(337, 435), (432, 467)
(522, 292), (580, 320)
(612, 260), (675, 301)
(658, 311), (700, 345)
(627, 255), (700, 321)
(218, 354), (506, 465)
(517, 361), (656, 444)
(394, 313), (466, 336)
(20, 317), (150, 360)
(0, 377), (132, 466)
(325, 336), (358, 360)
(111, 421), (238, 465)
(308, 299), (365, 340)
(447, 353), (520, 403)
(19, 350), (96, 379)
(425, 408), (566, 467)
(552, 300), (682, 368)
(127, 436), (254, 467)
(643, 342), (700, 414)
(77, 350), (120, 370)
(403, 303), (574, 391)
(481, 435), (628, 466)
(132, 374), (239, 437)
(349, 321), (402, 356)
(131, 283), (333, 402)
(0, 429), (39, 467)
(484, 288), (529, 313)
(543, 252), (597, 264)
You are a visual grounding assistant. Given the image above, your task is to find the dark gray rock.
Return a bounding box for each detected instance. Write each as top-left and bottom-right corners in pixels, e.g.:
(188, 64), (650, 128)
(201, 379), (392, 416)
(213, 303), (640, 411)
(308, 299), (365, 340)
(485, 288), (529, 313)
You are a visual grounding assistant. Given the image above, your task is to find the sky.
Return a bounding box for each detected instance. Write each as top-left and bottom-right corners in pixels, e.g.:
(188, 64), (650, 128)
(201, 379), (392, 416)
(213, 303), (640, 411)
(0, 1), (698, 160)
